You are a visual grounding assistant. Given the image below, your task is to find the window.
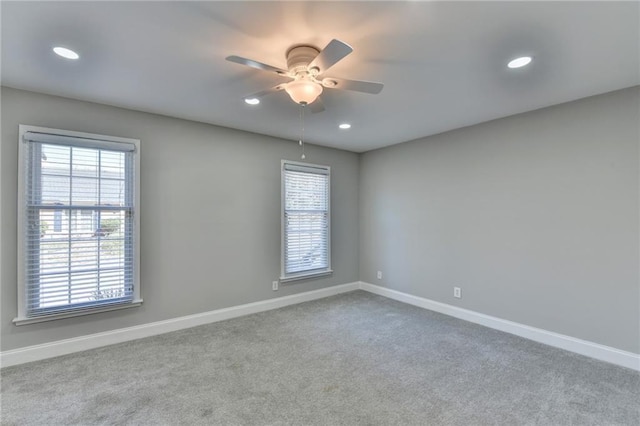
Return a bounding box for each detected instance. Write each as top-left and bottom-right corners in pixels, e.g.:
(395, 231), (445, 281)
(281, 160), (332, 282)
(15, 125), (141, 325)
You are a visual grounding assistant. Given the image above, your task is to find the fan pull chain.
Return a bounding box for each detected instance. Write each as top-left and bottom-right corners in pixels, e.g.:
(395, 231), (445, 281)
(299, 103), (306, 160)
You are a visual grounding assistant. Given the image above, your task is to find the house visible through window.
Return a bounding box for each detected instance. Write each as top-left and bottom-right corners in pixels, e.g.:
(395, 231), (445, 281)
(281, 161), (332, 282)
(15, 125), (141, 324)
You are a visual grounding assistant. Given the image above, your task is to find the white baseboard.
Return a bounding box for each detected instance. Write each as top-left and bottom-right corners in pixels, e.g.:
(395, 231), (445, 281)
(0, 282), (359, 368)
(4, 281), (638, 372)
(359, 282), (640, 371)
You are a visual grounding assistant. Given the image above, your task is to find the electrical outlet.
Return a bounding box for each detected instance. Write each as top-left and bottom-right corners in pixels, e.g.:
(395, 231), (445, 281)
(377, 271), (382, 280)
(272, 281), (279, 291)
(454, 287), (461, 298)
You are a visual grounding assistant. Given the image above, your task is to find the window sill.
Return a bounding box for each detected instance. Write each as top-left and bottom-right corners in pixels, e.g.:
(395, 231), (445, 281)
(13, 299), (143, 326)
(280, 270), (333, 283)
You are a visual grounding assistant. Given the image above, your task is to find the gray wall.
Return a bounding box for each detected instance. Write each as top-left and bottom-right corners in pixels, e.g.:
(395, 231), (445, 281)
(3, 86), (638, 355)
(359, 87), (640, 353)
(1, 87), (359, 351)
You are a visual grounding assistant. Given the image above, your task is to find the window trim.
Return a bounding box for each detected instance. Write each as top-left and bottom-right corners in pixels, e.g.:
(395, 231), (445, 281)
(14, 125), (142, 325)
(280, 159), (332, 283)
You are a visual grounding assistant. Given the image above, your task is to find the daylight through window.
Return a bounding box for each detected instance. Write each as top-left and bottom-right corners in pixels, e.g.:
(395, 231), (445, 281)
(281, 161), (331, 281)
(16, 127), (140, 324)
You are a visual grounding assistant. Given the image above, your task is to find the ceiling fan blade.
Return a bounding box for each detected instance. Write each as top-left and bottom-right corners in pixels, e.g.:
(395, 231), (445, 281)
(244, 84), (286, 100)
(308, 97), (325, 113)
(323, 77), (384, 94)
(308, 39), (353, 74)
(226, 55), (288, 76)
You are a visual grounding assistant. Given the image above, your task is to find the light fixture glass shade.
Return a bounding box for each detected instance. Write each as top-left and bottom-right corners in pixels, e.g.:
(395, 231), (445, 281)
(284, 79), (323, 104)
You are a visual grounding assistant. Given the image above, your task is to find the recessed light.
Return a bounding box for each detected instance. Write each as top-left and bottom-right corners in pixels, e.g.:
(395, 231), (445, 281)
(53, 46), (79, 60)
(339, 123), (351, 130)
(507, 56), (532, 69)
(244, 98), (260, 105)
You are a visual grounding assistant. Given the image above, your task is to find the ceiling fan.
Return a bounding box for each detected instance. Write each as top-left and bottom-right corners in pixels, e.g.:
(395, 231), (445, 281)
(226, 39), (384, 111)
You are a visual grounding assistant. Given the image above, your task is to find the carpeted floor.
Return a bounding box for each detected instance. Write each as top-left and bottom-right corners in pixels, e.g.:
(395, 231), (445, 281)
(1, 290), (638, 425)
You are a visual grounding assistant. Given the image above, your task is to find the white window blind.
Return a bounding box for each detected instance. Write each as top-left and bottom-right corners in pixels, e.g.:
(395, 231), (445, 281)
(16, 126), (141, 324)
(281, 161), (331, 281)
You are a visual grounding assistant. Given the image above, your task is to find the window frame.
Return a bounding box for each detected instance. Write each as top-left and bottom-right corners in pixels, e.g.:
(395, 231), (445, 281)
(280, 159), (332, 283)
(14, 125), (142, 325)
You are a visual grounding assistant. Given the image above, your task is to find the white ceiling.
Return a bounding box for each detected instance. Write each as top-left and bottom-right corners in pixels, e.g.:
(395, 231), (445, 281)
(2, 1), (638, 152)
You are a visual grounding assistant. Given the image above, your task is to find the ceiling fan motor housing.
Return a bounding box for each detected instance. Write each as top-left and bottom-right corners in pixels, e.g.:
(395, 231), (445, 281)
(286, 45), (320, 75)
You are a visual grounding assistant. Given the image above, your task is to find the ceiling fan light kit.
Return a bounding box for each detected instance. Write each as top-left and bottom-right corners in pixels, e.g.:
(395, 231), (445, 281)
(284, 79), (323, 105)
